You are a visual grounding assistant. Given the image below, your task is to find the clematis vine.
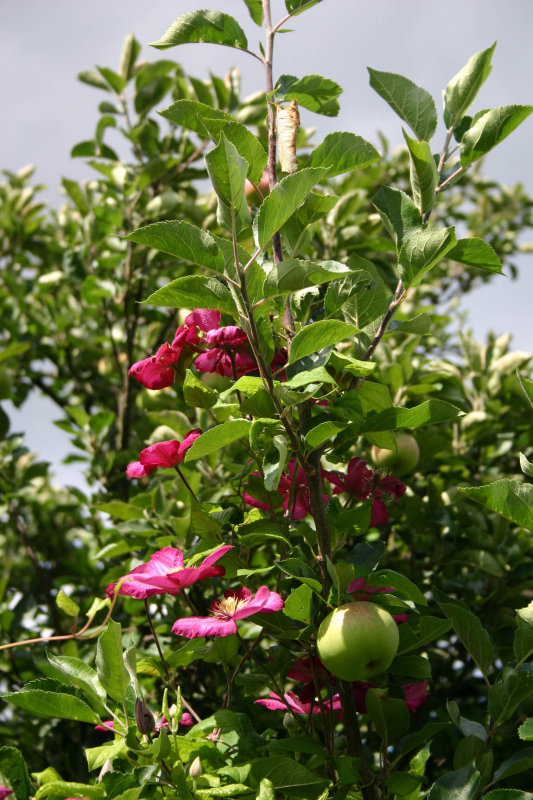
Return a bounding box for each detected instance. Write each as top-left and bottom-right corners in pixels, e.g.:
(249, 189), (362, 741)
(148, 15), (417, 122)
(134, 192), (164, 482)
(126, 430), (201, 479)
(255, 690), (341, 715)
(172, 585), (284, 638)
(324, 457), (406, 526)
(106, 544), (233, 600)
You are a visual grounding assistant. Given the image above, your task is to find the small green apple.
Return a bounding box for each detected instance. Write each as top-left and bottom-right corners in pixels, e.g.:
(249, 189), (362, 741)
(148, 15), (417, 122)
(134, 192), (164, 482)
(316, 601), (399, 681)
(370, 433), (420, 476)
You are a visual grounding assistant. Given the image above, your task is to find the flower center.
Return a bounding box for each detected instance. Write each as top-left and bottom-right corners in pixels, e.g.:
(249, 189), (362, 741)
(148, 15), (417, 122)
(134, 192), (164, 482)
(212, 595), (249, 619)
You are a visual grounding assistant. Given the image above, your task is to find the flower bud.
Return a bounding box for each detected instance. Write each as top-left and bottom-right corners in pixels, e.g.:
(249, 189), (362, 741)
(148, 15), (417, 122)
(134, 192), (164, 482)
(283, 712), (297, 730)
(135, 697), (156, 736)
(189, 756), (202, 778)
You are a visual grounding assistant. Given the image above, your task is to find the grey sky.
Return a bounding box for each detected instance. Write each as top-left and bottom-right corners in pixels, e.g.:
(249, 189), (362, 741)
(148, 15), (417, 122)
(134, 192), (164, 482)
(2, 0), (533, 485)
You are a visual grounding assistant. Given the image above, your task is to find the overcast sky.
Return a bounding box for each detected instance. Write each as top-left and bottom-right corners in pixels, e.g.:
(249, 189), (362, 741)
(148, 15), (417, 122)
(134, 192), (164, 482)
(2, 0), (533, 485)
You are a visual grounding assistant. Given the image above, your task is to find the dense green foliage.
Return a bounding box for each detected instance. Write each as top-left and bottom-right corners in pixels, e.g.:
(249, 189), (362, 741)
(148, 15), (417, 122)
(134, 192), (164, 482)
(1, 3), (533, 799)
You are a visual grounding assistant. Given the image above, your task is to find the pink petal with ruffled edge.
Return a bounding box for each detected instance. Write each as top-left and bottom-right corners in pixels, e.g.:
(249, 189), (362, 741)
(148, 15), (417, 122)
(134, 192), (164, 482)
(126, 461), (152, 479)
(177, 429), (202, 462)
(128, 343), (178, 390)
(139, 440), (182, 469)
(185, 309), (221, 332)
(172, 616), (237, 638)
(205, 326), (248, 347)
(232, 585), (284, 619)
(201, 544), (234, 568)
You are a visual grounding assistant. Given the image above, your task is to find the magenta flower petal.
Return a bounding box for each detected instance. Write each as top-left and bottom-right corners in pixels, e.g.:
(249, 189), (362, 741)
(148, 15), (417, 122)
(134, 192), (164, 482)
(107, 545), (229, 600)
(205, 326), (248, 347)
(255, 692), (287, 712)
(139, 440), (183, 469)
(0, 789), (14, 800)
(403, 681), (430, 712)
(201, 544), (234, 568)
(126, 461), (152, 478)
(172, 616), (237, 638)
(177, 428), (202, 461)
(185, 309), (221, 332)
(232, 585), (284, 619)
(95, 720), (115, 732)
(128, 343), (179, 390)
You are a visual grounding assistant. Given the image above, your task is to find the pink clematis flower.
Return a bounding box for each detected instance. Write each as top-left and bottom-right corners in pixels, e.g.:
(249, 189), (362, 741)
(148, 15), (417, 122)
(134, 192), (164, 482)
(324, 457), (406, 526)
(0, 789), (13, 800)
(106, 544), (233, 600)
(403, 681), (430, 712)
(244, 460), (324, 520)
(126, 430), (201, 478)
(172, 585), (284, 638)
(255, 690), (341, 715)
(287, 656), (336, 702)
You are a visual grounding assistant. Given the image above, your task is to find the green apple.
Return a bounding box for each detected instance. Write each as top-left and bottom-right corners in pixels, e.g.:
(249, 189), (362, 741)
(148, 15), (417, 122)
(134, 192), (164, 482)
(370, 433), (420, 476)
(316, 601), (399, 681)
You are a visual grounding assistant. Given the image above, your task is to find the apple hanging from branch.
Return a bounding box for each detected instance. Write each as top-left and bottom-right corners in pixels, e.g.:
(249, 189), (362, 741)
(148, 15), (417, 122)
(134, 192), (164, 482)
(316, 602), (400, 681)
(370, 432), (420, 477)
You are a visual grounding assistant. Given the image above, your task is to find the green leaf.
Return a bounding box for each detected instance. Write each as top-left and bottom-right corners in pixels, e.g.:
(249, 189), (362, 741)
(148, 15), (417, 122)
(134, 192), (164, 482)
(97, 66), (126, 94)
(519, 718), (533, 741)
(398, 616), (452, 655)
(489, 671), (533, 726)
(444, 42), (496, 127)
(254, 168), (326, 248)
(515, 602), (533, 665)
(78, 69), (110, 91)
(127, 220), (224, 273)
(427, 764), (480, 800)
(35, 782), (105, 800)
(184, 420), (252, 461)
(386, 313), (432, 336)
(363, 399), (463, 431)
(371, 569), (427, 606)
(494, 748), (533, 782)
(366, 690), (410, 746)
(368, 68), (437, 141)
(325, 256), (390, 330)
(263, 435), (288, 492)
(484, 792), (533, 800)
(398, 226), (457, 287)
(0, 746), (33, 800)
(55, 588), (80, 618)
(280, 192), (339, 255)
(447, 237), (502, 273)
(119, 34), (141, 82)
(161, 101), (267, 183)
(402, 131), (438, 215)
(242, 0), (263, 25)
(305, 421), (347, 450)
(86, 737), (128, 772)
(123, 642), (143, 700)
(96, 620), (130, 705)
(263, 259), (354, 298)
(309, 131), (380, 177)
(47, 652), (107, 706)
(151, 10), (248, 51)
(250, 757), (328, 798)
(206, 136), (251, 237)
(256, 777), (275, 800)
(372, 186), (421, 248)
(183, 369), (218, 409)
(289, 320), (359, 363)
(2, 679), (101, 724)
(461, 105), (533, 167)
(458, 479), (533, 532)
(518, 371), (533, 409)
(433, 589), (493, 678)
(143, 275), (236, 314)
(285, 0), (323, 14)
(272, 73), (342, 116)
(95, 501), (144, 521)
(388, 655), (431, 680)
(520, 453), (533, 478)
(283, 584), (313, 623)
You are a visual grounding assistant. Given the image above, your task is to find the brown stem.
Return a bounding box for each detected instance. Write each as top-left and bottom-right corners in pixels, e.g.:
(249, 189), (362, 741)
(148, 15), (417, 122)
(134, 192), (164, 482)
(339, 680), (380, 800)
